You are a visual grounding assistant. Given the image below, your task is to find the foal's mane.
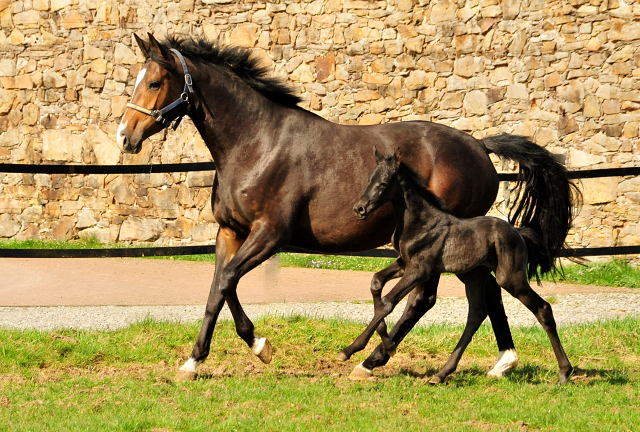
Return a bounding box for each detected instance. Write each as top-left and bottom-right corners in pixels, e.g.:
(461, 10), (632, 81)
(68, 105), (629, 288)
(150, 35), (303, 108)
(397, 162), (447, 211)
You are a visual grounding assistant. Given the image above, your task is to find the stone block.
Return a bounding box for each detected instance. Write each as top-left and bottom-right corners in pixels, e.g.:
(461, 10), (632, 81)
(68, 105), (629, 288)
(149, 187), (180, 219)
(505, 83), (528, 100)
(440, 93), (463, 110)
(0, 214), (20, 238)
(187, 171), (215, 188)
(43, 71), (66, 88)
(0, 59), (16, 77)
(463, 90), (488, 115)
(405, 70), (436, 90)
(42, 129), (83, 162)
(0, 89), (15, 115)
(108, 176), (136, 205)
(191, 223), (218, 242)
(315, 53), (334, 82)
(62, 10), (86, 29)
(114, 43), (137, 65)
(569, 148), (605, 168)
(119, 217), (166, 242)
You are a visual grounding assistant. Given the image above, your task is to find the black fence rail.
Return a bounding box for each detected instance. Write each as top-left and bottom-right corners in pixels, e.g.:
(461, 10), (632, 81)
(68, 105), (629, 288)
(1, 163), (640, 259)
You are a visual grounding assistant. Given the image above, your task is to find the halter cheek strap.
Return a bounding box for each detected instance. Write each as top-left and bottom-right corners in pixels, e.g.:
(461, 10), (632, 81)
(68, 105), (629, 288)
(126, 48), (195, 131)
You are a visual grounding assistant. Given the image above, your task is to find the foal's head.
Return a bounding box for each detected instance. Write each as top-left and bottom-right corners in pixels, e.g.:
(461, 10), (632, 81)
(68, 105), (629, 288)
(354, 148), (401, 220)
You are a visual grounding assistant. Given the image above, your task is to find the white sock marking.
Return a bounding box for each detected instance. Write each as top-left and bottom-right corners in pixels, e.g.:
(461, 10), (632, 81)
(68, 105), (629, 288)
(487, 349), (519, 377)
(179, 357), (200, 373)
(251, 337), (266, 356)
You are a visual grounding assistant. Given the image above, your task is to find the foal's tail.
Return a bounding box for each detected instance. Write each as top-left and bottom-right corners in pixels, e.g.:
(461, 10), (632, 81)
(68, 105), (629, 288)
(517, 227), (551, 284)
(482, 134), (582, 278)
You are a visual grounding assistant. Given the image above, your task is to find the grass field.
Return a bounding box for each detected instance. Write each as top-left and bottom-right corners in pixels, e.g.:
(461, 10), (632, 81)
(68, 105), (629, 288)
(1, 317), (639, 431)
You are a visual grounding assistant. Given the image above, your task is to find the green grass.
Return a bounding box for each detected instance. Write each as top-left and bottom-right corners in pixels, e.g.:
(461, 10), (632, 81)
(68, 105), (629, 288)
(0, 317), (639, 431)
(544, 258), (640, 288)
(276, 252), (395, 272)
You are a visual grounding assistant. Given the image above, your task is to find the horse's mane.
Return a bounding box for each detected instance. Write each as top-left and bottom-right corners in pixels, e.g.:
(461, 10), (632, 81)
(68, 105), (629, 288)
(150, 35), (303, 108)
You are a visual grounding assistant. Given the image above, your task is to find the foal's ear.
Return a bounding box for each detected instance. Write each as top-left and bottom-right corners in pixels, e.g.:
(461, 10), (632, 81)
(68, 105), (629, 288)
(134, 33), (150, 57)
(374, 146), (385, 163)
(147, 32), (172, 61)
(394, 148), (403, 163)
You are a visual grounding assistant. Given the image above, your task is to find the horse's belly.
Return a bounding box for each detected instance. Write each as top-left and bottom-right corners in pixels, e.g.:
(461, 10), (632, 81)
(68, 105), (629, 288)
(289, 203), (395, 253)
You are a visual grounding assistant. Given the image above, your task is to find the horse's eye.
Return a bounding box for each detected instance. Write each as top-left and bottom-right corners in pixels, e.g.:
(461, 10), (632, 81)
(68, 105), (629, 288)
(148, 81), (161, 90)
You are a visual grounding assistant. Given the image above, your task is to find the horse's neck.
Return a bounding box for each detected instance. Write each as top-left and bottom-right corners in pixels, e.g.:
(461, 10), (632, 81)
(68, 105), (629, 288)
(187, 66), (291, 173)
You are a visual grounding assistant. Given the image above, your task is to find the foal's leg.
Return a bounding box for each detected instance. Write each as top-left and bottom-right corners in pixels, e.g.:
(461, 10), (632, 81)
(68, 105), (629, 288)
(429, 268), (490, 384)
(177, 227), (243, 380)
(339, 265), (424, 361)
(472, 270), (519, 377)
(357, 275), (440, 377)
(337, 258), (405, 361)
(499, 276), (573, 383)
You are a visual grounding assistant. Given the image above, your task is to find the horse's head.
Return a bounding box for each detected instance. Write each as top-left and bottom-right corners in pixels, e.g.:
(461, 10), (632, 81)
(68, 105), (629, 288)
(354, 148), (401, 220)
(117, 33), (192, 154)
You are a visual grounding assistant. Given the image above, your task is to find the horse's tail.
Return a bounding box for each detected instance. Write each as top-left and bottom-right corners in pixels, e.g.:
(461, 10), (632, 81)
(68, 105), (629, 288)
(517, 227), (551, 284)
(482, 133), (582, 278)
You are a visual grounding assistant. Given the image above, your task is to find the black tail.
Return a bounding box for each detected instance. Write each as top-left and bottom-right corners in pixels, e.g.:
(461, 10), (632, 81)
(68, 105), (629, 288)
(517, 227), (551, 284)
(482, 134), (582, 278)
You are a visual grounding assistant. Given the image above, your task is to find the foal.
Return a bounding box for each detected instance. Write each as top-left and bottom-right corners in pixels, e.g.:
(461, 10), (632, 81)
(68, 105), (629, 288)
(340, 150), (573, 384)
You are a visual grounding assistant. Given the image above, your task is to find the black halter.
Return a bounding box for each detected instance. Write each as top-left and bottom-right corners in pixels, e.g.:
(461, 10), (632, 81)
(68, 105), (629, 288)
(126, 48), (195, 131)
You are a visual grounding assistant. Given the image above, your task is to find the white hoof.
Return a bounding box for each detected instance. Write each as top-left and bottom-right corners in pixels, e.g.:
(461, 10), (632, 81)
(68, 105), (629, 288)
(177, 357), (201, 381)
(252, 337), (273, 364)
(487, 349), (519, 378)
(336, 352), (349, 362)
(349, 363), (373, 381)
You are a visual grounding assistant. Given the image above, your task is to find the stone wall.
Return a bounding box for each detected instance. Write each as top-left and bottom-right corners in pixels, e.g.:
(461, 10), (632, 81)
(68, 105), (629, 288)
(1, 0), (640, 250)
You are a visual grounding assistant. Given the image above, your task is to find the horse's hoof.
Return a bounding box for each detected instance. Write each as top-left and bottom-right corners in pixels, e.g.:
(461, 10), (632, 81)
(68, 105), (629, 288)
(336, 352), (349, 362)
(428, 375), (444, 385)
(558, 366), (573, 384)
(254, 338), (273, 364)
(348, 363), (373, 381)
(385, 347), (396, 357)
(175, 370), (198, 382)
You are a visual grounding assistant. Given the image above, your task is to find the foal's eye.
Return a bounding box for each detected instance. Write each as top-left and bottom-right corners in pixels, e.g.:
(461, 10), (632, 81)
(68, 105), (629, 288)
(148, 81), (161, 90)
(378, 182), (387, 188)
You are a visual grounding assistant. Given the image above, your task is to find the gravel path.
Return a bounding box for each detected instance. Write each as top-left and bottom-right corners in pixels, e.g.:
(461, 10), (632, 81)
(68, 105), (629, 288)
(1, 293), (638, 331)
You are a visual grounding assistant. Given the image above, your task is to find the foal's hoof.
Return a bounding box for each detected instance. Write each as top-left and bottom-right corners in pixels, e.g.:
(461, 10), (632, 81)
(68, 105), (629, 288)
(428, 375), (444, 385)
(486, 349), (519, 378)
(348, 363), (373, 381)
(385, 347), (397, 357)
(175, 370), (198, 382)
(558, 367), (574, 384)
(253, 338), (273, 364)
(336, 351), (349, 362)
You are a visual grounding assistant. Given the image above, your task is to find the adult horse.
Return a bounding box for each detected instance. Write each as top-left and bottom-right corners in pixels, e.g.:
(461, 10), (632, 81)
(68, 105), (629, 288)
(116, 34), (578, 381)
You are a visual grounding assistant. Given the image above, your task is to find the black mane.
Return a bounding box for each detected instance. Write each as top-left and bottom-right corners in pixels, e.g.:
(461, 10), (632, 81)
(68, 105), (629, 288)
(150, 35), (303, 108)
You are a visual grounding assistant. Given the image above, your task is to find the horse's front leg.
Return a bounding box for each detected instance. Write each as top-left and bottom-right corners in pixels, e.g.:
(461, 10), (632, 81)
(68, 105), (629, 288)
(177, 222), (288, 380)
(177, 226), (243, 381)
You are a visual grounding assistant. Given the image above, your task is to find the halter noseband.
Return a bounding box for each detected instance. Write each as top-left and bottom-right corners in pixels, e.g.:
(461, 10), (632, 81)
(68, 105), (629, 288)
(126, 48), (195, 131)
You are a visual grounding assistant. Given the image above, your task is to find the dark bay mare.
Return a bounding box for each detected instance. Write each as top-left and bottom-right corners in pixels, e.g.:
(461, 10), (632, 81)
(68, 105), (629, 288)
(344, 150), (571, 383)
(116, 34), (579, 381)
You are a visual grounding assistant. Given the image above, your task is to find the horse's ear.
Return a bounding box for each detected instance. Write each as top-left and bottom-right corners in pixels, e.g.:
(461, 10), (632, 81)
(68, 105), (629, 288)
(147, 32), (172, 61)
(374, 146), (385, 163)
(134, 33), (150, 57)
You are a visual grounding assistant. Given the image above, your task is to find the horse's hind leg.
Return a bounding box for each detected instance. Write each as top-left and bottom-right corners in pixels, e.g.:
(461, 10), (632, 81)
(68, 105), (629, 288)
(430, 268), (489, 384)
(498, 272), (573, 383)
(178, 227), (243, 380)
